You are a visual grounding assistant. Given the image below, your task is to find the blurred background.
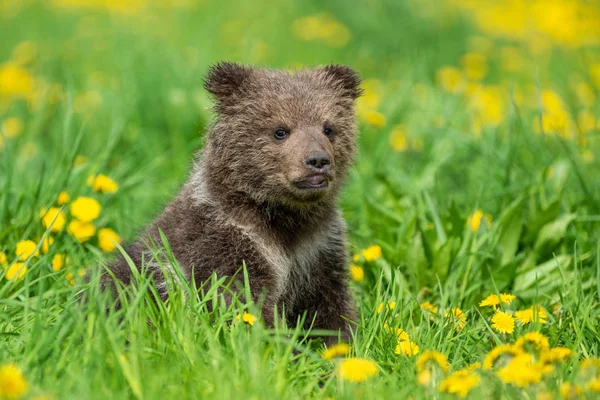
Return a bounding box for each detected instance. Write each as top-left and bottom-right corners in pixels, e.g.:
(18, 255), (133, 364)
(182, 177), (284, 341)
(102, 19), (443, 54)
(1, 0), (599, 300)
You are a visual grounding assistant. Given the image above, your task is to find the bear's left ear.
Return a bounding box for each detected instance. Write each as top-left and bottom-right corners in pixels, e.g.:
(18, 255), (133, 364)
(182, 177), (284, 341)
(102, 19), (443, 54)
(204, 62), (253, 103)
(321, 64), (363, 100)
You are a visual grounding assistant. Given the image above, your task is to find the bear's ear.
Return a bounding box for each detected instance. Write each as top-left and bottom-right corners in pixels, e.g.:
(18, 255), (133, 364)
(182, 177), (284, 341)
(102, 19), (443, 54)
(321, 64), (363, 100)
(204, 62), (252, 102)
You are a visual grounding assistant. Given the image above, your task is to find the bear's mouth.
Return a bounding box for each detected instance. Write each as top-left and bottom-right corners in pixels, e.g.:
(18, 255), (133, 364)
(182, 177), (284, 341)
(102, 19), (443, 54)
(294, 174), (329, 189)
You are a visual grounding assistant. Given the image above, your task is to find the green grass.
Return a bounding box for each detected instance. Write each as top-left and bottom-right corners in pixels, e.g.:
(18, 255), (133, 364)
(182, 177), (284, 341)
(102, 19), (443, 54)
(1, 0), (600, 398)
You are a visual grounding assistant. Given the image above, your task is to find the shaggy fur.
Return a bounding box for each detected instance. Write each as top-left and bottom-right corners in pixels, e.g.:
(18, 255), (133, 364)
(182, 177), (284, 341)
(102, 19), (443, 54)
(101, 62), (362, 343)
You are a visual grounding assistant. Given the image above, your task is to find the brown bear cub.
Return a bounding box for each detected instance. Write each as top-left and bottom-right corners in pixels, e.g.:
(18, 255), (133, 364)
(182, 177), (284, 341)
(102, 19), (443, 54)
(102, 62), (362, 343)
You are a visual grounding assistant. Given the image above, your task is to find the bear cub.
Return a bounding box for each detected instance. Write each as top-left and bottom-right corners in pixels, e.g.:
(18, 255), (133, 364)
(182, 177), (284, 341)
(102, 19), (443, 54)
(102, 62), (362, 343)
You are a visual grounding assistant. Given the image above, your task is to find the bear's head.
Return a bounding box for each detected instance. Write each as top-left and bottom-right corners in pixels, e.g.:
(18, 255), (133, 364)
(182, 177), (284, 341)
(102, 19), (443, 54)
(202, 62), (361, 209)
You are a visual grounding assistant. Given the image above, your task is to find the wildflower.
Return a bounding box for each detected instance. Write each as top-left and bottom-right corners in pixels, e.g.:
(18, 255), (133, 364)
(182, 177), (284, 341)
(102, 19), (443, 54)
(97, 228), (121, 252)
(57, 191), (70, 205)
(497, 353), (551, 387)
(467, 209), (492, 231)
(337, 358), (378, 382)
(0, 62), (33, 98)
(67, 220), (96, 242)
(383, 323), (409, 341)
(0, 363), (27, 399)
(5, 263), (27, 281)
(446, 307), (467, 330)
(420, 301), (438, 314)
(439, 369), (480, 398)
(65, 272), (75, 286)
(1, 117), (23, 138)
(515, 306), (548, 325)
(359, 109), (386, 127)
(395, 340), (420, 356)
(460, 52), (488, 81)
(236, 311), (257, 326)
(515, 332), (550, 352)
(321, 343), (350, 360)
(377, 301), (396, 314)
(417, 369), (433, 386)
(40, 207), (66, 232)
(291, 13), (350, 48)
(361, 245), (381, 261)
(389, 125), (408, 152)
(588, 378), (600, 392)
(349, 265), (364, 283)
(15, 240), (38, 261)
(491, 311), (515, 334)
(41, 236), (54, 253)
(483, 344), (523, 369)
(87, 174), (119, 193)
(479, 293), (515, 308)
(559, 382), (582, 398)
(436, 66), (464, 93)
(416, 350), (450, 373)
(541, 347), (572, 363)
(577, 110), (596, 134)
(70, 196), (101, 222)
(352, 253), (359, 262)
(52, 254), (67, 272)
(0, 252), (7, 267)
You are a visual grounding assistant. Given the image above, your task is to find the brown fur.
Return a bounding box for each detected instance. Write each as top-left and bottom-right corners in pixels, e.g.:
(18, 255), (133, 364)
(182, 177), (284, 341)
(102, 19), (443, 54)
(101, 62), (362, 343)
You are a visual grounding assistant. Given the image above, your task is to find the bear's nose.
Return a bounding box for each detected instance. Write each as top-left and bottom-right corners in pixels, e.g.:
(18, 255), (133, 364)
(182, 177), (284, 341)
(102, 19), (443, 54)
(305, 152), (331, 171)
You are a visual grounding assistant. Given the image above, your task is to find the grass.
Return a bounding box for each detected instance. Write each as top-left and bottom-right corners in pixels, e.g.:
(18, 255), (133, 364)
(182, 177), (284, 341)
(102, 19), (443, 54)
(1, 0), (600, 398)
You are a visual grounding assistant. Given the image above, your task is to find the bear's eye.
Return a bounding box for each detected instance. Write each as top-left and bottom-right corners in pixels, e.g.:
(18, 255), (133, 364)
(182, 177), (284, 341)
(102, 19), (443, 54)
(273, 128), (289, 140)
(323, 127), (334, 137)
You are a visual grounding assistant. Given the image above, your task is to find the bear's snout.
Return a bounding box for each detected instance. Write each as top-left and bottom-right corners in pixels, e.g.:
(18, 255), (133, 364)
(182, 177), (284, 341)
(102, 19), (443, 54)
(305, 152), (331, 173)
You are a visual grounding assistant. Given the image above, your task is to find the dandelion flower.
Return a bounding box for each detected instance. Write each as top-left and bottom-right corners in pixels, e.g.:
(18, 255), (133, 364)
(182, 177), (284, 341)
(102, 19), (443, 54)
(351, 253), (359, 262)
(65, 272), (75, 286)
(559, 382), (582, 398)
(70, 196), (101, 222)
(483, 344), (523, 369)
(236, 311), (257, 326)
(541, 347), (572, 363)
(337, 358), (378, 382)
(460, 52), (488, 81)
(491, 311), (515, 334)
(57, 191), (70, 205)
(467, 209), (492, 231)
(40, 207), (66, 232)
(416, 350), (450, 373)
(420, 301), (438, 314)
(349, 265), (364, 283)
(52, 254), (67, 272)
(439, 369), (480, 398)
(5, 263), (27, 281)
(0, 363), (27, 399)
(1, 117), (23, 138)
(395, 340), (420, 356)
(40, 236), (54, 254)
(15, 240), (38, 261)
(446, 307), (467, 330)
(377, 301), (396, 314)
(98, 228), (121, 252)
(497, 353), (550, 387)
(0, 252), (7, 267)
(479, 293), (515, 308)
(359, 109), (386, 128)
(417, 369), (432, 386)
(88, 174), (119, 193)
(515, 306), (548, 325)
(361, 245), (382, 261)
(67, 220), (96, 242)
(321, 343), (350, 360)
(383, 323), (409, 341)
(515, 331), (550, 352)
(436, 66), (465, 93)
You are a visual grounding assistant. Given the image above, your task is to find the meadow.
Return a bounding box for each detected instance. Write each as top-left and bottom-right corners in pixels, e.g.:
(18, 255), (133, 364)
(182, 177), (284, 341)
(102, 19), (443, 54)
(1, 0), (600, 398)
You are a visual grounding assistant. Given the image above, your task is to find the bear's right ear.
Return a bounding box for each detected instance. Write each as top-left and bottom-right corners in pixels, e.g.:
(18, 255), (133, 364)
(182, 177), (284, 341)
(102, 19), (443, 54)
(204, 62), (252, 103)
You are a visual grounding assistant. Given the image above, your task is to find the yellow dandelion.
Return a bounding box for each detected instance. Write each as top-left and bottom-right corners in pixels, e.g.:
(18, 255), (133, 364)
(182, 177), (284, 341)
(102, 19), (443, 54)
(351, 253), (359, 262)
(467, 209), (492, 232)
(57, 191), (70, 205)
(377, 301), (397, 314)
(321, 343), (350, 360)
(87, 174), (119, 194)
(40, 207), (66, 232)
(588, 378), (600, 393)
(235, 311), (257, 326)
(417, 369), (433, 386)
(5, 263), (27, 281)
(52, 254), (67, 272)
(338, 358), (378, 382)
(497, 353), (551, 387)
(97, 228), (121, 252)
(359, 109), (386, 128)
(541, 347), (572, 364)
(515, 306), (548, 325)
(446, 307), (467, 330)
(559, 382), (582, 398)
(515, 331), (550, 352)
(436, 66), (465, 93)
(70, 196), (101, 222)
(491, 311), (515, 334)
(0, 252), (7, 267)
(416, 350), (450, 373)
(0, 62), (33, 98)
(349, 265), (364, 283)
(41, 236), (54, 254)
(395, 340), (420, 356)
(439, 369), (480, 398)
(1, 117), (23, 138)
(460, 52), (488, 81)
(15, 240), (38, 261)
(65, 272), (75, 286)
(383, 323), (409, 341)
(483, 344), (523, 369)
(67, 220), (96, 242)
(479, 293), (515, 308)
(389, 125), (408, 152)
(420, 301), (438, 314)
(361, 245), (381, 262)
(0, 363), (28, 399)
